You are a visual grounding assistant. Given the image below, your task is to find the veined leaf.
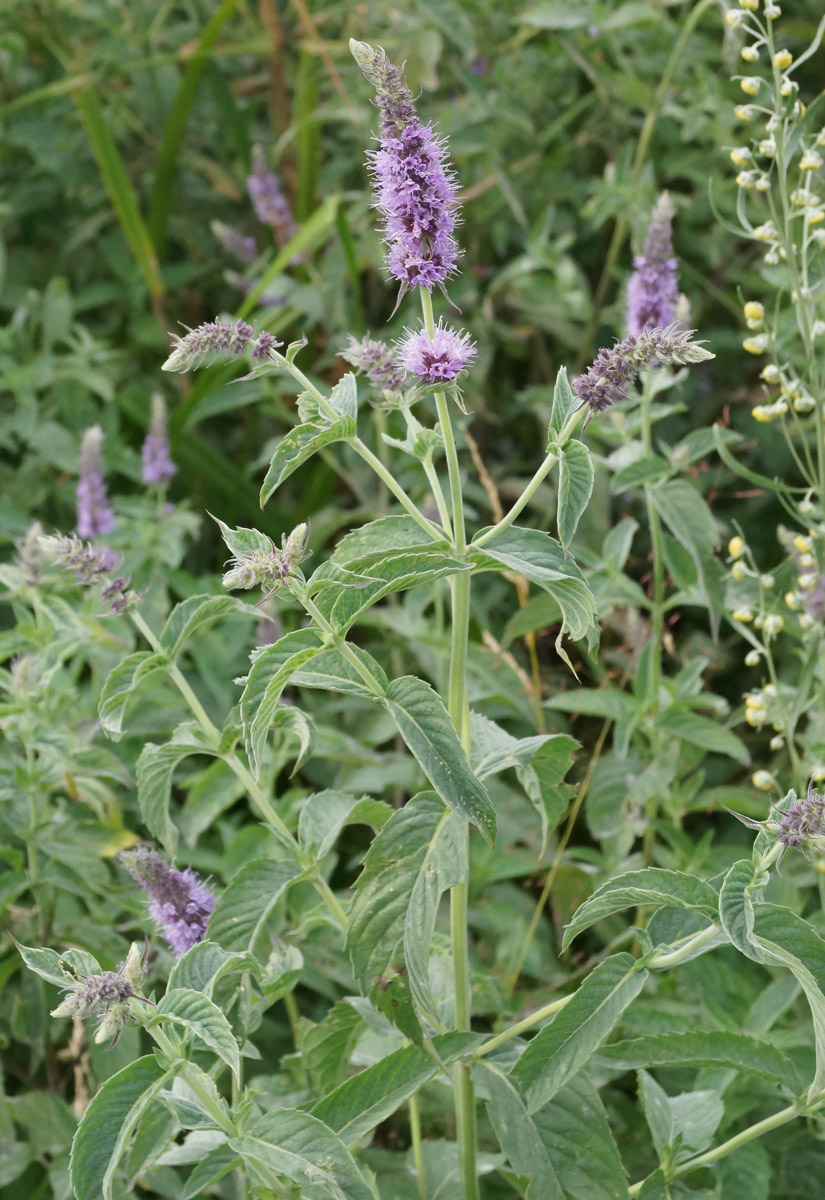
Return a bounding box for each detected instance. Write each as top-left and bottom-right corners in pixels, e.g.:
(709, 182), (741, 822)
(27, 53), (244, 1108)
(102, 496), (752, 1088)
(154, 988), (241, 1082)
(656, 706), (749, 765)
(557, 440), (594, 550)
(167, 941), (259, 999)
(563, 869), (718, 950)
(291, 643), (388, 698)
(382, 676), (496, 844)
(298, 791), (391, 863)
(70, 1056), (175, 1200)
(511, 953), (647, 1112)
(303, 1001), (364, 1095)
(532, 1075), (630, 1200)
(477, 1062), (562, 1199)
(181, 1146), (242, 1200)
(239, 629), (325, 774)
(159, 594), (253, 659)
(311, 1044), (435, 1145)
(136, 722), (215, 856)
(230, 1108), (376, 1200)
(208, 859), (302, 952)
(260, 416), (356, 506)
(212, 516), (273, 560)
(331, 515), (436, 563)
(610, 455), (670, 493)
(548, 365), (578, 440)
(597, 1030), (800, 1092)
(14, 941), (101, 990)
(98, 651), (167, 739)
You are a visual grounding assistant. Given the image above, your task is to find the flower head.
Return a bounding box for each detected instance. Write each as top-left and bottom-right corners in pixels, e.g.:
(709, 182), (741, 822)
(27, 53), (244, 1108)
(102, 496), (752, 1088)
(76, 425), (115, 539)
(351, 39), (460, 293)
(343, 335), (408, 391)
(162, 318), (281, 373)
(626, 193), (680, 338)
(776, 786), (825, 855)
(222, 523), (311, 597)
(142, 395), (176, 485)
(573, 324), (714, 413)
(247, 146), (299, 247)
(51, 943), (146, 1046)
(398, 320), (476, 383)
(120, 844), (216, 958)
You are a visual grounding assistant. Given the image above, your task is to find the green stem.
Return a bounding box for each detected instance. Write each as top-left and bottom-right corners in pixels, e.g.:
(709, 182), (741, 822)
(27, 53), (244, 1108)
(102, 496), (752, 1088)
(644, 922), (720, 970)
(409, 1094), (428, 1200)
(628, 1103), (805, 1197)
(128, 609), (348, 927)
(420, 286), (479, 1200)
(472, 407), (585, 549)
(475, 993), (573, 1059)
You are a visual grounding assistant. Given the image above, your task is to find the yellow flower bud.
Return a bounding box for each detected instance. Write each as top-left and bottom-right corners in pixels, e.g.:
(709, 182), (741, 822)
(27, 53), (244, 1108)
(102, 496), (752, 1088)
(800, 613), (815, 629)
(732, 560), (748, 581)
(752, 770), (775, 791)
(740, 77), (761, 96)
(761, 574), (775, 588)
(733, 607), (754, 622)
(794, 534), (813, 553)
(763, 614), (784, 635)
(728, 535), (745, 558)
(743, 301), (764, 324)
(745, 649), (762, 666)
(773, 49), (793, 69)
(760, 363), (780, 382)
(741, 45), (760, 62)
(726, 7), (744, 24)
(800, 552), (815, 568)
(734, 104), (754, 121)
(801, 151), (823, 172)
(746, 708), (768, 727)
(785, 591), (801, 610)
(743, 335), (768, 354)
(730, 146), (752, 167)
(738, 0), (758, 8)
(752, 405), (774, 423)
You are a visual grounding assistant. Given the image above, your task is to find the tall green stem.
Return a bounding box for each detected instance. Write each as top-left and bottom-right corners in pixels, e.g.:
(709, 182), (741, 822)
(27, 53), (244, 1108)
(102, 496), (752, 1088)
(639, 372), (665, 862)
(420, 286), (479, 1200)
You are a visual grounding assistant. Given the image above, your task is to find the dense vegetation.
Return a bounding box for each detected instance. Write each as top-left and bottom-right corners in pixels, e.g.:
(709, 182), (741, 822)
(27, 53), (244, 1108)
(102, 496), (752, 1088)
(3, 2), (825, 1198)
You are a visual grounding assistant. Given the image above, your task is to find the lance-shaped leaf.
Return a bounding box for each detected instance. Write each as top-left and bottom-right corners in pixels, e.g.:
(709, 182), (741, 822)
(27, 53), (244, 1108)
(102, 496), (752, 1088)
(596, 1030), (800, 1093)
(382, 676), (496, 844)
(70, 1056), (177, 1200)
(239, 629), (325, 774)
(476, 1062), (563, 1200)
(154, 988), (241, 1083)
(330, 515), (435, 563)
(14, 941), (101, 990)
(207, 859), (303, 952)
(548, 365), (578, 442)
(181, 1146), (242, 1200)
(230, 1109), (376, 1200)
(557, 439), (594, 551)
(160, 594), (254, 658)
(532, 1075), (630, 1200)
(563, 868), (719, 950)
(167, 941), (259, 998)
(98, 651), (168, 739)
(136, 722), (216, 856)
(298, 790), (391, 864)
(511, 953), (647, 1112)
(292, 643), (388, 698)
(260, 416), (356, 505)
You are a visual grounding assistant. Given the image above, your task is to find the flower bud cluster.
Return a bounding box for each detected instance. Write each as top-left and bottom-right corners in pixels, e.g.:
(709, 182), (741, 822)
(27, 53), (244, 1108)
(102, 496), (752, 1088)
(162, 318), (282, 374)
(51, 943), (145, 1046)
(38, 534), (142, 614)
(222, 523), (311, 600)
(573, 324), (713, 413)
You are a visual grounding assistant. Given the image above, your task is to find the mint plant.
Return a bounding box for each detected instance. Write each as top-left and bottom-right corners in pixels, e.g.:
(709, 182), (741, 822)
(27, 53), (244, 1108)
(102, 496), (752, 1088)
(8, 11), (825, 1200)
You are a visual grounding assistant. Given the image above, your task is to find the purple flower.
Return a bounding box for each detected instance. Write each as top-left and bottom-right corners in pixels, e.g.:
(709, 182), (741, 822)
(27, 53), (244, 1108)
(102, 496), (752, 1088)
(398, 320), (476, 383)
(142, 395), (176, 485)
(351, 39), (460, 293)
(573, 324), (714, 413)
(774, 785), (825, 860)
(247, 146), (299, 247)
(51, 943), (146, 1046)
(162, 318), (281, 373)
(120, 844), (216, 958)
(211, 220), (258, 264)
(76, 426), (115, 538)
(343, 334), (408, 391)
(626, 193), (680, 339)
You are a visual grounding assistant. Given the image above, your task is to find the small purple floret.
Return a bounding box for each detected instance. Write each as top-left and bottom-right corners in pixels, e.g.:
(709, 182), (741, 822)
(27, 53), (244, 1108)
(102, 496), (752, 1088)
(626, 193), (680, 339)
(573, 324), (713, 413)
(343, 335), (408, 391)
(248, 146), (299, 248)
(76, 426), (115, 539)
(212, 220), (258, 264)
(120, 843), (216, 957)
(398, 320), (476, 383)
(351, 40), (460, 292)
(142, 395), (176, 485)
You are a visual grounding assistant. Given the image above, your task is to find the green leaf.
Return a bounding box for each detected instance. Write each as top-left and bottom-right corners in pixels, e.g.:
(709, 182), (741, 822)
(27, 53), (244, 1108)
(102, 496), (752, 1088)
(154, 988), (240, 1083)
(311, 1044), (436, 1145)
(548, 365), (578, 440)
(136, 723), (213, 856)
(477, 1062), (562, 1199)
(563, 869), (719, 950)
(73, 87), (163, 298)
(207, 859), (302, 952)
(656, 707), (749, 765)
(303, 1001), (364, 1095)
(511, 953), (647, 1112)
(638, 1071), (723, 1158)
(331, 516), (433, 563)
(650, 478), (720, 629)
(230, 1108), (376, 1200)
(69, 1056), (174, 1200)
(610, 455), (671, 493)
(532, 1075), (630, 1200)
(14, 941), (101, 990)
(181, 1145), (242, 1200)
(328, 372), (358, 420)
(260, 416), (356, 506)
(502, 593), (563, 645)
(472, 526), (597, 660)
(557, 440), (594, 550)
(292, 643), (389, 698)
(98, 651), (167, 739)
(597, 1031), (799, 1092)
(167, 941), (259, 999)
(382, 676), (496, 845)
(547, 687), (635, 721)
(238, 195), (341, 318)
(239, 630), (325, 774)
(212, 516), (273, 560)
(298, 791), (391, 863)
(160, 594), (253, 658)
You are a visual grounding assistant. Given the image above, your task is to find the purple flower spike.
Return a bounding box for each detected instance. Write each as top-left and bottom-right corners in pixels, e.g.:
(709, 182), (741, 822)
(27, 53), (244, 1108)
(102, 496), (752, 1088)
(162, 318), (281, 373)
(247, 146), (299, 248)
(626, 192), (680, 339)
(212, 221), (258, 265)
(398, 320), (476, 383)
(351, 40), (460, 293)
(76, 425), (116, 539)
(120, 843), (216, 958)
(343, 334), (408, 391)
(573, 324), (713, 414)
(142, 395), (176, 485)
